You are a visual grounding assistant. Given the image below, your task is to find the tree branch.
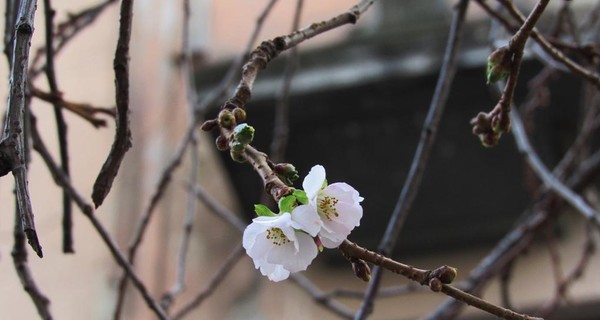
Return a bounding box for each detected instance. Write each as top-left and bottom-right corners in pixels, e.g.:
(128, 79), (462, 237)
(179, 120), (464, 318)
(1, 0), (43, 257)
(92, 0), (134, 208)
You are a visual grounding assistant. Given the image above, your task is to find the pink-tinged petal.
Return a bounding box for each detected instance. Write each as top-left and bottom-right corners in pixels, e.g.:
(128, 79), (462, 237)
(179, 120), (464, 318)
(319, 221), (351, 248)
(325, 183), (363, 203)
(303, 165), (326, 200)
(335, 202), (363, 228)
(319, 232), (345, 248)
(266, 240), (298, 266)
(290, 205), (322, 237)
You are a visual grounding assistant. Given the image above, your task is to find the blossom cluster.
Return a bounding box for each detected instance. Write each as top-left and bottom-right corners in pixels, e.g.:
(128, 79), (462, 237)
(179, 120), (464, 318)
(243, 165), (364, 281)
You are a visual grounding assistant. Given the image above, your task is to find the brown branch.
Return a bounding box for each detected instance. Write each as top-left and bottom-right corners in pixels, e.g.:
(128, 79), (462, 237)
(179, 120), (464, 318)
(471, 0), (550, 147)
(214, 1), (374, 115)
(91, 0), (134, 208)
(0, 0), (43, 257)
(42, 0), (73, 253)
(475, 0), (600, 89)
(12, 205), (52, 320)
(339, 240), (542, 320)
(30, 86), (114, 128)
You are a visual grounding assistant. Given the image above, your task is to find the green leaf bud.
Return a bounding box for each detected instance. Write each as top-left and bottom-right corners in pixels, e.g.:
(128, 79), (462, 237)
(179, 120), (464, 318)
(486, 46), (512, 84)
(233, 123), (255, 145)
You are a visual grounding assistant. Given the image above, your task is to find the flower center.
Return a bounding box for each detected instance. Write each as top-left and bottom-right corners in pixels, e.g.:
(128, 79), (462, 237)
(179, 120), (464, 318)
(317, 195), (339, 221)
(265, 227), (291, 246)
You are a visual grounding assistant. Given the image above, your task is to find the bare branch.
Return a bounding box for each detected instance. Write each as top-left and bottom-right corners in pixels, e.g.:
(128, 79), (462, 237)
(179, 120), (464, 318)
(356, 1), (469, 317)
(92, 0), (134, 208)
(12, 206), (53, 320)
(1, 0), (43, 257)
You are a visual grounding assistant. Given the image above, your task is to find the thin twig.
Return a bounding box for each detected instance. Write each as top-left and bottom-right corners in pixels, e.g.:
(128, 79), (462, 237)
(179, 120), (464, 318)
(537, 224), (596, 317)
(30, 86), (115, 128)
(425, 148), (600, 319)
(288, 274), (355, 319)
(29, 0), (118, 79)
(511, 109), (600, 229)
(11, 205), (53, 320)
(159, 0), (200, 310)
(340, 240), (543, 320)
(170, 246), (246, 320)
(113, 1), (281, 316)
(0, 0), (43, 257)
(269, 0), (303, 163)
(42, 0), (73, 253)
(476, 0), (600, 89)
(92, 0), (134, 208)
(29, 115), (168, 320)
(355, 1), (469, 318)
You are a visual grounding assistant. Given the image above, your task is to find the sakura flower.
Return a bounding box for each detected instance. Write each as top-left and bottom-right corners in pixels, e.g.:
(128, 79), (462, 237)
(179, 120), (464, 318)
(303, 165), (364, 248)
(243, 211), (318, 282)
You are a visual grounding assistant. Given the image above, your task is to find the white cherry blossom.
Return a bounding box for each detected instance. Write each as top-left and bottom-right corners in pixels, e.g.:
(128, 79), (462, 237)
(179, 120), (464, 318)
(303, 165), (364, 248)
(243, 211), (318, 282)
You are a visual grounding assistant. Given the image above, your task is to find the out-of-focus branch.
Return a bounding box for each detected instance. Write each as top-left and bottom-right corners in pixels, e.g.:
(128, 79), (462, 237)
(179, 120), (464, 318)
(30, 86), (115, 128)
(12, 205), (52, 320)
(270, 0), (303, 163)
(29, 115), (168, 319)
(511, 110), (600, 229)
(29, 0), (118, 79)
(112, 1), (281, 316)
(0, 0), (43, 257)
(170, 246), (245, 320)
(91, 0), (134, 208)
(356, 1), (469, 318)
(42, 0), (73, 253)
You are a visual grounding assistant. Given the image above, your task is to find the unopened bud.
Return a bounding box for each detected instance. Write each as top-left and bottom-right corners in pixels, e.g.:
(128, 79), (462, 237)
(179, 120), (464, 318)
(230, 141), (245, 153)
(351, 258), (371, 282)
(233, 107), (247, 123)
(218, 110), (236, 129)
(437, 266), (457, 284)
(274, 163), (299, 185)
(200, 119), (217, 131)
(428, 278), (442, 292)
(215, 135), (228, 151)
(486, 46), (512, 84)
(491, 111), (511, 133)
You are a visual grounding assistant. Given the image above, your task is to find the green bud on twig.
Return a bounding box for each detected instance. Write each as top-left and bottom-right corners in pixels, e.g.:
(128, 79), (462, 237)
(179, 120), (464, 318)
(233, 123), (255, 145)
(274, 163), (299, 186)
(486, 46), (512, 84)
